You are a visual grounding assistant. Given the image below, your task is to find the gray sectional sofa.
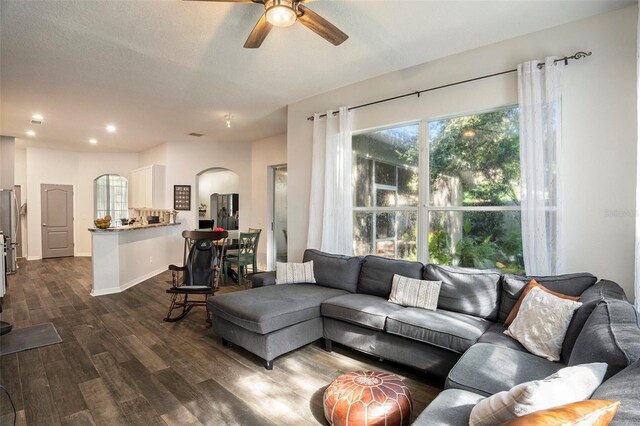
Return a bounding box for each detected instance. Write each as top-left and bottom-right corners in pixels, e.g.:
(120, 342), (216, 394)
(207, 249), (640, 424)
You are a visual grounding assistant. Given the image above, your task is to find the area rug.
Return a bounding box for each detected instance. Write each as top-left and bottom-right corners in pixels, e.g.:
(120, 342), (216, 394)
(0, 322), (62, 356)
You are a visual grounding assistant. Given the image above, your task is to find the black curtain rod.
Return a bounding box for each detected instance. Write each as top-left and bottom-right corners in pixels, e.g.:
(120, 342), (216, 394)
(307, 51), (592, 121)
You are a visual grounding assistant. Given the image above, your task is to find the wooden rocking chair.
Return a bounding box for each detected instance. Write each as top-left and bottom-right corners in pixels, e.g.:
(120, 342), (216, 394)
(164, 230), (228, 325)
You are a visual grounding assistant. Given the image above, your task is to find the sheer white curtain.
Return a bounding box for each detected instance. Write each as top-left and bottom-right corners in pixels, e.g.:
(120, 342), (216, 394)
(307, 106), (353, 255)
(518, 57), (565, 275)
(635, 1), (640, 311)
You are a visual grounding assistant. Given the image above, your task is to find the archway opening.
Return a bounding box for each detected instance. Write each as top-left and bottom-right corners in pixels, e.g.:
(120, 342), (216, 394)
(195, 167), (240, 232)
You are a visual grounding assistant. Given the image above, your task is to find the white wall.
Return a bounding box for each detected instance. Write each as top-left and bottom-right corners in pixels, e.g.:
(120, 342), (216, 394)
(25, 147), (139, 259)
(287, 6), (638, 300)
(251, 134), (287, 269)
(139, 143), (167, 167)
(197, 169), (240, 220)
(139, 140), (253, 233)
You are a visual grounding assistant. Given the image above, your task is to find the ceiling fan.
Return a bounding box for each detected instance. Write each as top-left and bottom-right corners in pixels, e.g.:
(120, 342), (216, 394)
(186, 0), (349, 48)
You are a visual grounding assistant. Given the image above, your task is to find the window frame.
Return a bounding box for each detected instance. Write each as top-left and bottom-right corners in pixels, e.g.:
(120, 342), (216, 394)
(94, 174), (129, 220)
(352, 105), (521, 265)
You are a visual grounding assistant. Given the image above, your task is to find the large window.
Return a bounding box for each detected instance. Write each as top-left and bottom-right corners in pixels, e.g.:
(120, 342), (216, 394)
(94, 174), (128, 220)
(352, 107), (524, 273)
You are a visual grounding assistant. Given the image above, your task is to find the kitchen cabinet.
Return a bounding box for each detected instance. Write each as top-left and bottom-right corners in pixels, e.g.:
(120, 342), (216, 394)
(129, 164), (165, 209)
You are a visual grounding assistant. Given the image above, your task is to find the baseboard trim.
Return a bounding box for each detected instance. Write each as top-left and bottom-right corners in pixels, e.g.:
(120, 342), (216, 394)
(27, 256), (42, 261)
(75, 252), (91, 257)
(91, 265), (168, 297)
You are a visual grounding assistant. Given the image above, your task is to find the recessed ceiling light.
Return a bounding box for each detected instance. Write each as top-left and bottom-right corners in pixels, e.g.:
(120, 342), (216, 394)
(89, 138), (97, 145)
(26, 130), (35, 137)
(32, 113), (44, 121)
(106, 124), (117, 133)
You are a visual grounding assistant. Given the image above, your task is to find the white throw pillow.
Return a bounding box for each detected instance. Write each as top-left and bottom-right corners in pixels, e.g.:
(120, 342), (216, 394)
(504, 286), (582, 361)
(388, 274), (441, 310)
(275, 261), (316, 284)
(469, 362), (607, 426)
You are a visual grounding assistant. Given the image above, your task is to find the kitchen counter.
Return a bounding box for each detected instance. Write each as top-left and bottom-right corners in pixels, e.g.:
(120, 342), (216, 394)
(90, 222), (183, 296)
(88, 222), (181, 232)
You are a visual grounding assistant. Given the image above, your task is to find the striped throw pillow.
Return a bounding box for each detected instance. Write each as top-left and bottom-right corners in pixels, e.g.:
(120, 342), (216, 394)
(276, 261), (316, 284)
(388, 274), (441, 310)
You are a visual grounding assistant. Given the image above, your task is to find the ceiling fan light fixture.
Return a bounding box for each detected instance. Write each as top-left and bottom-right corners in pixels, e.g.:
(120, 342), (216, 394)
(265, 0), (296, 28)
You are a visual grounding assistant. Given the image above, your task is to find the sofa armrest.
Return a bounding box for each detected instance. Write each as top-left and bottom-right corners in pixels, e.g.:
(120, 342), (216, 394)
(251, 271), (276, 288)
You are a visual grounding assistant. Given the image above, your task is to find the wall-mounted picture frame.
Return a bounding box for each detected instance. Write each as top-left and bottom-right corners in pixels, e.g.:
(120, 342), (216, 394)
(174, 185), (191, 211)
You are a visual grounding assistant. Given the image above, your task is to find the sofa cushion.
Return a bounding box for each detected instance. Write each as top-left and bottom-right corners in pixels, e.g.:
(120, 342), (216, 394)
(579, 279), (628, 303)
(477, 323), (527, 353)
(275, 261), (315, 284)
(424, 264), (501, 321)
(591, 358), (640, 425)
(251, 271), (276, 287)
(207, 284), (347, 334)
(469, 363), (607, 426)
(561, 280), (628, 363)
(386, 308), (491, 354)
(321, 294), (405, 331)
(357, 255), (423, 298)
(412, 389), (484, 426)
(504, 287), (582, 362)
(303, 249), (363, 293)
(501, 400), (620, 426)
(504, 279), (580, 327)
(569, 299), (640, 380)
(445, 343), (565, 396)
(499, 273), (597, 322)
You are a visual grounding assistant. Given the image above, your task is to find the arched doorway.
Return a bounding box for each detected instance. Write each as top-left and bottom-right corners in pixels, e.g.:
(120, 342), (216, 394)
(195, 168), (240, 232)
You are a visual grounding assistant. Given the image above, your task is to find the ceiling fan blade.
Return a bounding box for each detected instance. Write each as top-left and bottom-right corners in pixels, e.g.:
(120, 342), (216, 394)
(244, 14), (273, 48)
(297, 4), (348, 46)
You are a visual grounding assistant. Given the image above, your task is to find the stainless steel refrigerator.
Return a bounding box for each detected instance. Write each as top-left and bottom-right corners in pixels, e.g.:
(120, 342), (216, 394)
(0, 189), (19, 274)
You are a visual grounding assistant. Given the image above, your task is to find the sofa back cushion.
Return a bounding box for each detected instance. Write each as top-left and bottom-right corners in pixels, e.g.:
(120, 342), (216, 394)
(591, 357), (640, 425)
(499, 273), (597, 322)
(357, 256), (423, 298)
(424, 264), (501, 321)
(561, 280), (628, 362)
(303, 249), (363, 293)
(569, 299), (640, 380)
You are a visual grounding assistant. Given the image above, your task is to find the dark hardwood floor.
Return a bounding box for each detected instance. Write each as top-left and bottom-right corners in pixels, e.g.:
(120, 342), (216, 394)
(0, 257), (442, 425)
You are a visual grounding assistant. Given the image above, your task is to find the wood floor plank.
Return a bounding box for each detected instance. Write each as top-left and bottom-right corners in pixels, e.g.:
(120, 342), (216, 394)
(16, 349), (58, 425)
(154, 367), (202, 405)
(78, 378), (128, 426)
(60, 341), (100, 383)
(196, 378), (276, 426)
(61, 410), (97, 426)
(41, 357), (89, 419)
(118, 396), (165, 426)
(119, 358), (181, 416)
(1, 409), (26, 426)
(119, 335), (168, 373)
(160, 406), (204, 426)
(90, 353), (139, 403)
(0, 353), (24, 416)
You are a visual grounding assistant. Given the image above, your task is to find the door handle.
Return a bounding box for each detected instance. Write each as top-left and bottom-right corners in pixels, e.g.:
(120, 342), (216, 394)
(42, 224), (47, 227)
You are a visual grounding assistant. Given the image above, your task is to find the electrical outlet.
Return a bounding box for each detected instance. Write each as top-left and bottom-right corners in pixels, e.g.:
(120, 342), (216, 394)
(149, 256), (153, 263)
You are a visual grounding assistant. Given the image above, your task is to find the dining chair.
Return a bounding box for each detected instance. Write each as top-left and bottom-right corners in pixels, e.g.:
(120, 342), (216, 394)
(223, 231), (260, 286)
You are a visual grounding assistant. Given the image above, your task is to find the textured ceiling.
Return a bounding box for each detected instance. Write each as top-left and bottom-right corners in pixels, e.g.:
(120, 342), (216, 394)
(0, 0), (631, 152)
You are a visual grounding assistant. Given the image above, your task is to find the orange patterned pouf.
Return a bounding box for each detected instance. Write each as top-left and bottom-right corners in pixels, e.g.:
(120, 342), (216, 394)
(323, 371), (413, 426)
